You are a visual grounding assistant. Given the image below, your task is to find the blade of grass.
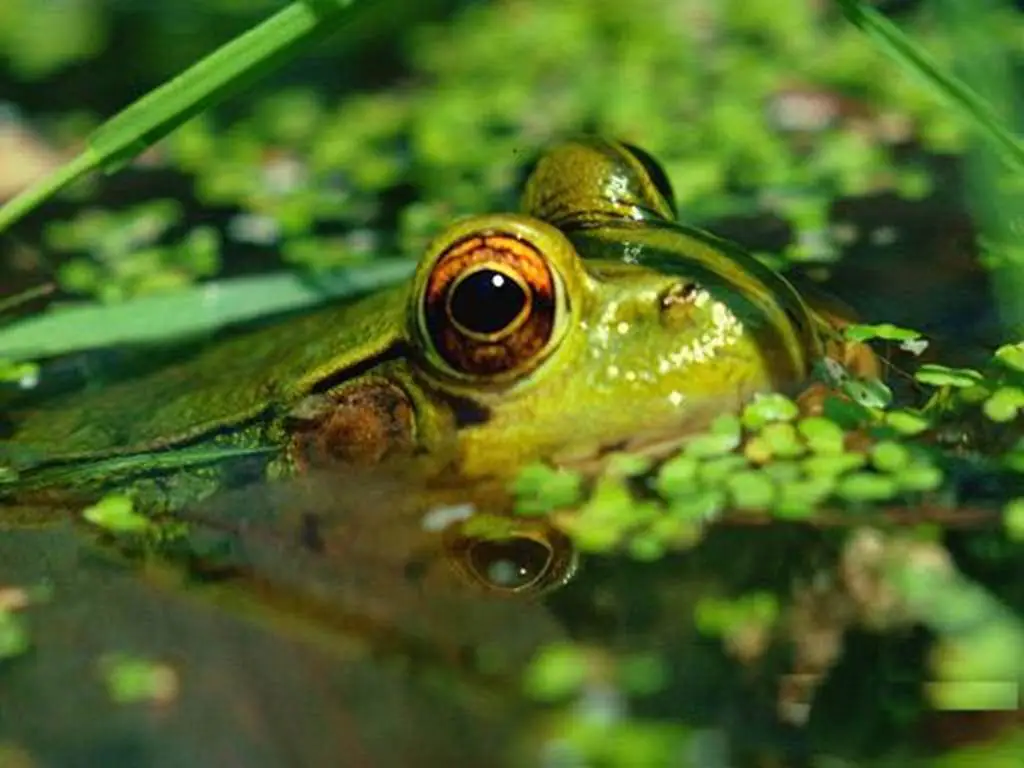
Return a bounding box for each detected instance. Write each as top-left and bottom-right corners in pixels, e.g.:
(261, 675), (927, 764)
(0, 283), (55, 326)
(0, 260), (414, 362)
(836, 0), (1024, 174)
(934, 0), (1024, 334)
(0, 0), (359, 235)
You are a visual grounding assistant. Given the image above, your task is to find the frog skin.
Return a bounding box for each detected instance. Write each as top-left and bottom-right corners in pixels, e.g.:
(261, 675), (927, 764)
(2, 136), (870, 514)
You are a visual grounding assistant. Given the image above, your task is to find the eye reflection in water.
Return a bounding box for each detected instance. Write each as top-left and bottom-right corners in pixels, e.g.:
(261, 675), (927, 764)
(444, 520), (579, 595)
(163, 465), (579, 660)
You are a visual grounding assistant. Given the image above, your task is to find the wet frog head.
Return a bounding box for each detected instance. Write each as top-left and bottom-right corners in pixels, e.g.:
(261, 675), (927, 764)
(384, 136), (825, 476)
(4, 136), (831, 501)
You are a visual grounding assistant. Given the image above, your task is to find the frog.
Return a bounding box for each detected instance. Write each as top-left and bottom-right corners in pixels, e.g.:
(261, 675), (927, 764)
(1, 136), (875, 525)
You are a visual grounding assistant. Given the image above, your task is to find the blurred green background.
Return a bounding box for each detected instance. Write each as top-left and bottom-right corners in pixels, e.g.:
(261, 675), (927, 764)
(0, 0), (1019, 349)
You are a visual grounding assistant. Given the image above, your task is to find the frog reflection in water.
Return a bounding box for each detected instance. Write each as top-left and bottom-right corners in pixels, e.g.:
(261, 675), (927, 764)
(4, 137), (875, 594)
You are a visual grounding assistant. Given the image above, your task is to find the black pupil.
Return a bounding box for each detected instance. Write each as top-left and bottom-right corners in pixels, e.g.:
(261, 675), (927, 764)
(449, 269), (527, 336)
(469, 537), (551, 589)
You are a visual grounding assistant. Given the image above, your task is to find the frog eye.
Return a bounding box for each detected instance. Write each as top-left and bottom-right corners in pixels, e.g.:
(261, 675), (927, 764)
(422, 232), (559, 377)
(445, 524), (578, 595)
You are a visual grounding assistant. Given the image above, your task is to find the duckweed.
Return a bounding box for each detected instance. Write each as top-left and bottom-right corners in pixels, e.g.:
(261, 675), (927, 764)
(893, 462), (944, 493)
(522, 642), (591, 702)
(0, 610), (29, 660)
(982, 385), (1024, 423)
(843, 322), (923, 343)
(774, 476), (835, 519)
(99, 654), (179, 705)
(994, 341), (1024, 373)
(694, 592), (779, 638)
(725, 471), (776, 511)
(841, 375), (894, 409)
(884, 409), (931, 436)
(740, 392), (799, 430)
(797, 416), (846, 455)
(1005, 498), (1024, 541)
(803, 453), (867, 478)
(758, 422), (806, 458)
(81, 494), (152, 535)
(835, 472), (900, 503)
(870, 441), (912, 473)
(511, 463), (584, 516)
(914, 363), (986, 389)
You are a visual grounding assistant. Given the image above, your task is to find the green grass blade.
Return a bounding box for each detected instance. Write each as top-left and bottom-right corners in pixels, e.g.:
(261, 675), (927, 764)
(836, 0), (1024, 173)
(0, 0), (357, 235)
(0, 283), (55, 324)
(0, 260), (414, 362)
(88, 0), (355, 171)
(933, 0), (1024, 334)
(0, 151), (99, 238)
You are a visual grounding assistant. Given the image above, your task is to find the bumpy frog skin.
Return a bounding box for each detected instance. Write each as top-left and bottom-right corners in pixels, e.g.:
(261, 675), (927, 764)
(3, 137), (853, 508)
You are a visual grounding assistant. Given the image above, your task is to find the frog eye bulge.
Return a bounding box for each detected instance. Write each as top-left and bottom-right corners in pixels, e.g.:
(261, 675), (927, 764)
(468, 535), (553, 591)
(620, 141), (677, 215)
(422, 232), (558, 377)
(445, 523), (578, 595)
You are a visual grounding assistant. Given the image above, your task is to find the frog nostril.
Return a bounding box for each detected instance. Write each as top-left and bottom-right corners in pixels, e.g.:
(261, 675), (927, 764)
(660, 281), (699, 310)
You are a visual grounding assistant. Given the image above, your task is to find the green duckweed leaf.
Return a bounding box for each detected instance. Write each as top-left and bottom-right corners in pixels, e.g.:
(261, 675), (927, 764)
(870, 441), (912, 473)
(0, 611), (30, 660)
(683, 432), (740, 459)
(835, 472), (899, 503)
(803, 452), (867, 478)
(708, 413), (743, 440)
(741, 393), (799, 431)
(797, 416), (846, 455)
(667, 489), (726, 521)
(569, 476), (652, 553)
(655, 455), (700, 499)
(994, 342), (1024, 373)
(773, 476), (834, 518)
(895, 462), (945, 493)
(628, 533), (668, 562)
(81, 495), (152, 535)
(0, 359), (38, 387)
(983, 386), (1024, 423)
(841, 376), (894, 409)
(914, 364), (985, 388)
(697, 455), (749, 487)
(760, 460), (803, 484)
(1006, 498), (1024, 541)
(99, 654), (178, 705)
(844, 322), (923, 343)
(523, 642), (591, 702)
(645, 515), (704, 550)
(885, 409), (932, 435)
(695, 593), (778, 636)
(760, 422), (806, 458)
(725, 471), (776, 510)
(512, 463), (584, 516)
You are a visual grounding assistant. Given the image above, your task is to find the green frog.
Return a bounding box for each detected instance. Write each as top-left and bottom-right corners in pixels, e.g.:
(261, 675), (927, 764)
(2, 136), (870, 523)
